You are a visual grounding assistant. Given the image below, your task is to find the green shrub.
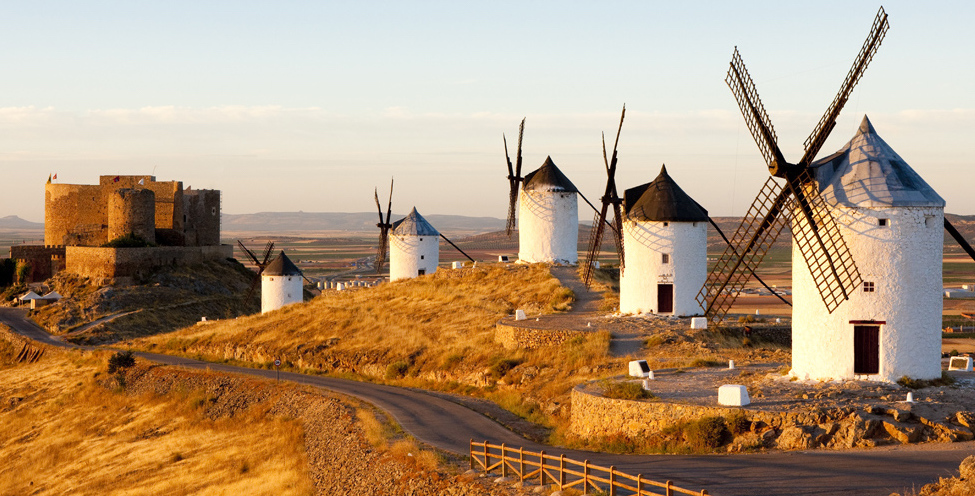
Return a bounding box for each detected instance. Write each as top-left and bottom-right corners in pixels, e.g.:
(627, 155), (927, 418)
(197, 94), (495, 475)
(689, 358), (722, 368)
(684, 416), (728, 449)
(644, 335), (665, 348)
(602, 381), (654, 401)
(726, 410), (750, 435)
(489, 357), (522, 379)
(898, 372), (956, 389)
(103, 232), (156, 248)
(107, 350), (136, 374)
(385, 361), (409, 379)
(737, 315), (756, 324)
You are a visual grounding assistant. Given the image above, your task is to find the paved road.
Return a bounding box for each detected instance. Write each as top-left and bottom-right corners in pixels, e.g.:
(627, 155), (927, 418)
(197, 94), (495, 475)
(1, 307), (971, 496)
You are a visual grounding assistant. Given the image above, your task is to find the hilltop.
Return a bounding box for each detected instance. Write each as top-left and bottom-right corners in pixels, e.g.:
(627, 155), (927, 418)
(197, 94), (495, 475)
(0, 216), (43, 229)
(223, 211), (505, 235)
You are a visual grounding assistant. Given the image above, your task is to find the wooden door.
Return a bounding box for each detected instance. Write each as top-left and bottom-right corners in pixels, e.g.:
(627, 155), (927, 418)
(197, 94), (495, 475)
(854, 325), (880, 375)
(657, 284), (674, 313)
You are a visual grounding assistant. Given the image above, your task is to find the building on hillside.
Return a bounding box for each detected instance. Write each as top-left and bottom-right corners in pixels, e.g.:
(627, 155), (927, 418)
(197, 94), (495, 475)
(518, 156), (579, 264)
(389, 207), (439, 281)
(619, 165), (708, 316)
(792, 116), (945, 382)
(262, 251), (304, 314)
(10, 175), (229, 283)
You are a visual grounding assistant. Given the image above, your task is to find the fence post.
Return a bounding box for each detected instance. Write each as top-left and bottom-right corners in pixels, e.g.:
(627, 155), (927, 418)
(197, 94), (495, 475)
(584, 460), (589, 495)
(666, 480), (673, 496)
(501, 444), (507, 478)
(519, 448), (524, 481)
(539, 451), (545, 486)
(637, 474), (643, 495)
(559, 454), (565, 489)
(484, 441), (490, 473)
(469, 439), (474, 470)
(610, 466), (616, 496)
(701, 491), (709, 496)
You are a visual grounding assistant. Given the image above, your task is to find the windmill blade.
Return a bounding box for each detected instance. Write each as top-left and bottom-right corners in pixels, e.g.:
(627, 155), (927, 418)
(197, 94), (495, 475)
(611, 200), (625, 270)
(789, 169), (862, 313)
(505, 118), (526, 237)
(237, 240), (261, 266)
(440, 233), (475, 263)
(375, 228), (389, 274)
(726, 47), (787, 174)
(374, 188), (384, 223)
(244, 272), (260, 301)
(582, 206), (611, 288)
(800, 6), (889, 166)
(945, 218), (975, 263)
(260, 241), (275, 268)
(696, 178), (794, 323)
(708, 217), (792, 308)
(385, 178), (394, 225)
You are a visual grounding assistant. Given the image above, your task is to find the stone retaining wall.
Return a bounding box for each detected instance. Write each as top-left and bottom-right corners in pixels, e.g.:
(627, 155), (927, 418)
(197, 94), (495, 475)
(494, 321), (582, 350)
(66, 245), (233, 281)
(570, 382), (830, 438)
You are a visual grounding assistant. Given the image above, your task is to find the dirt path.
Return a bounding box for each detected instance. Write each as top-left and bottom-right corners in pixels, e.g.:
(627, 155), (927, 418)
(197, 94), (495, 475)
(65, 310), (140, 336)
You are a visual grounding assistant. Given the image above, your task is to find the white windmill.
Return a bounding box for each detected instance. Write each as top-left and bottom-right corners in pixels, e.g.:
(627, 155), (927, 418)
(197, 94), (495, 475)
(261, 250), (303, 314)
(389, 207), (440, 281)
(619, 165), (709, 316)
(502, 120), (579, 265)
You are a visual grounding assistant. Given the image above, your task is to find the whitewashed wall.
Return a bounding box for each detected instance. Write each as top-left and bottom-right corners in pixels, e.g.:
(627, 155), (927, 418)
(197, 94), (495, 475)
(390, 234), (439, 281)
(620, 220), (707, 316)
(791, 206), (944, 382)
(518, 191), (578, 264)
(261, 274), (303, 314)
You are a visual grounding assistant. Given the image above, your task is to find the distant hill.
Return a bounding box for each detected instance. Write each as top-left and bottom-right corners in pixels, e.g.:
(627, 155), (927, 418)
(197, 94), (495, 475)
(0, 216), (43, 229)
(223, 211), (505, 235)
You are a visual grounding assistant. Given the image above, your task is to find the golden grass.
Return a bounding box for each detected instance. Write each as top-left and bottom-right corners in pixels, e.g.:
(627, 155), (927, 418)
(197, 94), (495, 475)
(0, 354), (314, 496)
(130, 264), (621, 438)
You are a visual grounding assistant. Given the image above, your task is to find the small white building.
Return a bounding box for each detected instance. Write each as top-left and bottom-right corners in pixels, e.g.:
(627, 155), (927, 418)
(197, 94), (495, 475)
(792, 116), (945, 382)
(261, 251), (304, 314)
(389, 207), (439, 281)
(518, 156), (579, 264)
(619, 165), (709, 316)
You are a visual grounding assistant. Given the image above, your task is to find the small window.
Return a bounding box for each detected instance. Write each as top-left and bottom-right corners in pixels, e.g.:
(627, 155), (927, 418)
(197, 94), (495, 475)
(211, 207), (217, 216)
(418, 269), (426, 275)
(419, 237), (423, 241)
(663, 222), (669, 227)
(269, 277), (274, 282)
(420, 255), (424, 260)
(662, 253), (670, 264)
(863, 281), (875, 293)
(878, 219), (888, 227)
(925, 215), (936, 228)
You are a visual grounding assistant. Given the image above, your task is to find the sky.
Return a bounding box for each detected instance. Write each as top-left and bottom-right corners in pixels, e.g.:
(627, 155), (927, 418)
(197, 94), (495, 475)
(1, 1), (972, 223)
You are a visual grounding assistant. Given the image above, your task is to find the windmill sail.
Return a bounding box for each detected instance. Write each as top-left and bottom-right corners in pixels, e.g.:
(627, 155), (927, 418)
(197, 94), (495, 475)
(582, 105), (625, 288)
(504, 118), (525, 237)
(374, 179), (394, 274)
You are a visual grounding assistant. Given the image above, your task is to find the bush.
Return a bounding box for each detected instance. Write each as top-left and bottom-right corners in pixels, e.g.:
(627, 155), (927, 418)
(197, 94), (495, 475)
(385, 361), (409, 379)
(489, 357), (522, 379)
(644, 335), (665, 348)
(107, 350), (136, 374)
(726, 410), (750, 435)
(688, 358), (722, 368)
(602, 381), (654, 401)
(737, 315), (756, 324)
(684, 416), (728, 449)
(103, 232), (156, 248)
(897, 372), (956, 389)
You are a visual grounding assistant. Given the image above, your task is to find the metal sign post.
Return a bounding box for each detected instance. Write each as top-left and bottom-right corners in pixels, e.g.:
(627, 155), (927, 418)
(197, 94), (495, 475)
(274, 358), (281, 381)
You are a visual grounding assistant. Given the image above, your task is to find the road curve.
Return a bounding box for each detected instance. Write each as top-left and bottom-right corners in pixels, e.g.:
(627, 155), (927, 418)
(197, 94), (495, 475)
(1, 308), (971, 496)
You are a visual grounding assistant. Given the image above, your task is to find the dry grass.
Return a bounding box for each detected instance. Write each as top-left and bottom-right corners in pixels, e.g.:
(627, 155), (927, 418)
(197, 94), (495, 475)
(0, 353), (314, 496)
(130, 264), (620, 438)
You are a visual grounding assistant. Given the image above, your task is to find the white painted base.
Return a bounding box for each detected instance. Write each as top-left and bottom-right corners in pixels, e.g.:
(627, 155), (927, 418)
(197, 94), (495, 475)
(718, 385), (750, 406)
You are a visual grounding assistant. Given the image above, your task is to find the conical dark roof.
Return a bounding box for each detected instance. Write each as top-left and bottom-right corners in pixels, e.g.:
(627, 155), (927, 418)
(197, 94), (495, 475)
(391, 207), (439, 236)
(623, 165), (708, 222)
(263, 250), (302, 276)
(523, 156), (578, 193)
(811, 115), (944, 208)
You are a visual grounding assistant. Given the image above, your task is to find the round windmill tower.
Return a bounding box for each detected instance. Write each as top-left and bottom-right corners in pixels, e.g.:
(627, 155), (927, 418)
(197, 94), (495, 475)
(792, 116), (945, 382)
(261, 250), (303, 314)
(518, 157), (579, 264)
(620, 165), (709, 316)
(389, 207), (439, 281)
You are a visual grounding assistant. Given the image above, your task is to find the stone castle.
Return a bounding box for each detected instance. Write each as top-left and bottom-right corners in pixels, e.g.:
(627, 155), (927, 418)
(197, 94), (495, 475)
(11, 175), (231, 282)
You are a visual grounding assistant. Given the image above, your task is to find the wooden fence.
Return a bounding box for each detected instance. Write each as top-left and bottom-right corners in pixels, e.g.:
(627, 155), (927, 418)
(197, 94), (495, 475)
(470, 440), (709, 496)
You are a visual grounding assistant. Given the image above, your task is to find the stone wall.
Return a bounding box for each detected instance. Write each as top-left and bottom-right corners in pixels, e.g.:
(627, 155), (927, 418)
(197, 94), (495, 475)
(9, 245), (66, 282)
(183, 189), (221, 247)
(570, 384), (825, 438)
(65, 245), (232, 281)
(495, 321), (583, 350)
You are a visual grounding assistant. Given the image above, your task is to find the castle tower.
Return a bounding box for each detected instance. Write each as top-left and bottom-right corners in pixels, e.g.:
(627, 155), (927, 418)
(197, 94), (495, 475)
(518, 157), (579, 264)
(389, 207), (439, 281)
(792, 116), (945, 382)
(107, 188), (156, 244)
(619, 165), (708, 316)
(262, 251), (303, 314)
